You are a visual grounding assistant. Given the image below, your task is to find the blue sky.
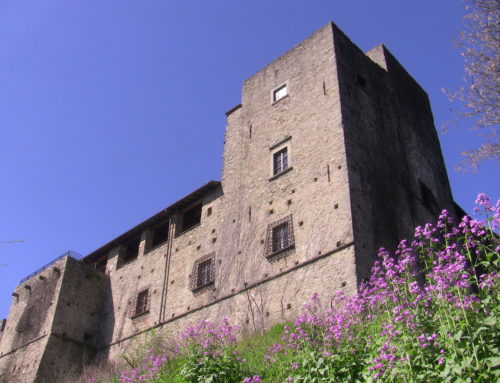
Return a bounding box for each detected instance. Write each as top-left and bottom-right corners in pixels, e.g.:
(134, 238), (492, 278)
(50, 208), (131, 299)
(0, 0), (498, 319)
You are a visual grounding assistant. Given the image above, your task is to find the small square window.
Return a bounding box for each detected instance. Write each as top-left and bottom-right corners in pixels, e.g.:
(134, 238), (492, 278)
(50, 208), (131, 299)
(132, 289), (150, 318)
(272, 223), (290, 253)
(197, 260), (212, 287)
(273, 84), (288, 102)
(189, 253), (215, 291)
(265, 215), (294, 258)
(150, 220), (169, 250)
(179, 203), (202, 234)
(273, 148), (288, 175)
(117, 235), (140, 268)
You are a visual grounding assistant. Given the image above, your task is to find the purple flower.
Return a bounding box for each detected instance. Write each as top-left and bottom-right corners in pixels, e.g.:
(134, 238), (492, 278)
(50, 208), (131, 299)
(243, 375), (262, 383)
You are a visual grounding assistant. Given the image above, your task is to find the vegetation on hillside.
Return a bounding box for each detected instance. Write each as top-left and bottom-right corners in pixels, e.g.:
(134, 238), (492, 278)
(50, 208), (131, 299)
(69, 194), (499, 383)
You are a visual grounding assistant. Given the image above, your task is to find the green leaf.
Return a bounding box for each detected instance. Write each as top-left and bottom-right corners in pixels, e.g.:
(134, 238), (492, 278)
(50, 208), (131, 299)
(453, 330), (464, 341)
(486, 356), (500, 368)
(439, 363), (451, 378)
(483, 317), (497, 326)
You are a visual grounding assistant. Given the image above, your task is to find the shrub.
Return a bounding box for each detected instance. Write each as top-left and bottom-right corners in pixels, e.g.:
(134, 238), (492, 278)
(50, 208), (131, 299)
(178, 318), (250, 383)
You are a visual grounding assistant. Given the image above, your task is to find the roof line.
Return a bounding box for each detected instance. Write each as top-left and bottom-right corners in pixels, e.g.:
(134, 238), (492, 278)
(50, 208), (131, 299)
(83, 180), (221, 262)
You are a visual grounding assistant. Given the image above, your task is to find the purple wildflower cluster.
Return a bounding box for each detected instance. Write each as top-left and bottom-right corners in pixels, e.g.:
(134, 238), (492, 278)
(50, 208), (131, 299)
(179, 318), (255, 382)
(180, 317), (238, 355)
(118, 349), (168, 383)
(242, 376), (263, 383)
(266, 195), (499, 381)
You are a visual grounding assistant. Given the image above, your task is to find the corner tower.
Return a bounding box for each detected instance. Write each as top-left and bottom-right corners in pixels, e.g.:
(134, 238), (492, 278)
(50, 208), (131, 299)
(220, 22), (457, 291)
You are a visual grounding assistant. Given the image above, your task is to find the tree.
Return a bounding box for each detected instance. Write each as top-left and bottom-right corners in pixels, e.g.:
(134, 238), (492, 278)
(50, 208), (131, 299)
(445, 0), (500, 171)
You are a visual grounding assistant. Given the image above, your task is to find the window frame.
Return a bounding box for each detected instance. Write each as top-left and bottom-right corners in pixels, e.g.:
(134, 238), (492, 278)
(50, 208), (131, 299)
(197, 260), (212, 287)
(117, 235), (141, 269)
(273, 147), (289, 176)
(147, 219), (170, 252)
(131, 288), (150, 318)
(265, 215), (295, 258)
(189, 252), (215, 291)
(178, 202), (203, 236)
(271, 222), (291, 253)
(269, 136), (292, 180)
(272, 83), (288, 103)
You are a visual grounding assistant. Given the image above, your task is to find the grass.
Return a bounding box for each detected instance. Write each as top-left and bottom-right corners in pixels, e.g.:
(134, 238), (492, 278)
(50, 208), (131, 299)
(235, 323), (288, 381)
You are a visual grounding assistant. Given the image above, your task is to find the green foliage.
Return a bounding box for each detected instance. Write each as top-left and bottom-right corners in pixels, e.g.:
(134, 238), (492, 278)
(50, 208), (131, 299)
(236, 323), (287, 378)
(179, 346), (247, 383)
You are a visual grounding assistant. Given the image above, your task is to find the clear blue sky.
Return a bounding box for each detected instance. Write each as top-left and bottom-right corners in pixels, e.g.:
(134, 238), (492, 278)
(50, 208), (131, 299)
(0, 0), (498, 319)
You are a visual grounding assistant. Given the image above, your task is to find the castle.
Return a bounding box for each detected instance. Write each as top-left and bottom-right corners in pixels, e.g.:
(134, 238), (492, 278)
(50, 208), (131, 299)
(0, 22), (461, 383)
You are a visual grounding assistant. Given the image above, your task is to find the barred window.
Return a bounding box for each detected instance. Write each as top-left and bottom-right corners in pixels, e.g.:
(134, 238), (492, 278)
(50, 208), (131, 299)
(132, 289), (150, 318)
(272, 222), (290, 253)
(273, 148), (288, 175)
(190, 253), (215, 291)
(265, 215), (294, 258)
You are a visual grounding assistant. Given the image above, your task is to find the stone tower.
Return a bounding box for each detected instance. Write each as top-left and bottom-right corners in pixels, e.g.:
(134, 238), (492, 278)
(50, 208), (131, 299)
(0, 22), (459, 382)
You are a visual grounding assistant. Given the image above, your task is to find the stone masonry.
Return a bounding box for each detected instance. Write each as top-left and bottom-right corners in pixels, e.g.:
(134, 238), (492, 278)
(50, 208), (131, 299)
(0, 22), (461, 382)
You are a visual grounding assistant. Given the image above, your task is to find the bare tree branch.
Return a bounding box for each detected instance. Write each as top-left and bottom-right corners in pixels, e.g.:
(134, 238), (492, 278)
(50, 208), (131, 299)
(444, 0), (500, 171)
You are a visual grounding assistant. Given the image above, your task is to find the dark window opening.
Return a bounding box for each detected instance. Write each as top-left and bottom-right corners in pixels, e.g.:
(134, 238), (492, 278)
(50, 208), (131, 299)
(189, 253), (215, 291)
(1, 319), (6, 332)
(197, 260), (212, 288)
(272, 223), (290, 253)
(134, 289), (150, 317)
(265, 215), (294, 258)
(273, 148), (288, 175)
(150, 221), (169, 250)
(118, 235), (140, 268)
(181, 203), (202, 233)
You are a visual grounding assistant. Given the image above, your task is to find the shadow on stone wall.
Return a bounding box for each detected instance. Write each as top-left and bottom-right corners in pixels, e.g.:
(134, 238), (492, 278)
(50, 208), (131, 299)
(14, 272), (58, 348)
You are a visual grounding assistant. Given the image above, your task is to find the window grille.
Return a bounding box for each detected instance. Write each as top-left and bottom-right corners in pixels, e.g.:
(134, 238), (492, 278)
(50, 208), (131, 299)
(189, 252), (215, 291)
(272, 223), (290, 252)
(131, 288), (150, 318)
(265, 215), (294, 258)
(273, 148), (288, 175)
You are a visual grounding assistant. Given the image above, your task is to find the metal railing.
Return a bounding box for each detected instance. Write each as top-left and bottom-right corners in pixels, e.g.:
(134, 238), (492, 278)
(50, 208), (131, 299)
(19, 250), (84, 284)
